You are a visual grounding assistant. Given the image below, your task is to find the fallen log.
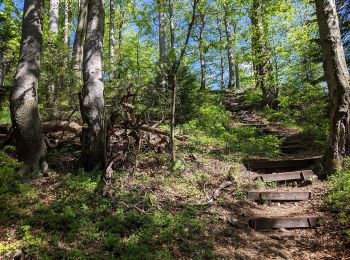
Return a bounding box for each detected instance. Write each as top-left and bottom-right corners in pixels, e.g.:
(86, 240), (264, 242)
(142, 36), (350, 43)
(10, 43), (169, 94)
(0, 121), (187, 141)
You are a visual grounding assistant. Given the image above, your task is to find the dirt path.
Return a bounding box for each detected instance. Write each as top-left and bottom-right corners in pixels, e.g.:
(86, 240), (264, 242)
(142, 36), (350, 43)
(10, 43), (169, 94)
(208, 92), (350, 259)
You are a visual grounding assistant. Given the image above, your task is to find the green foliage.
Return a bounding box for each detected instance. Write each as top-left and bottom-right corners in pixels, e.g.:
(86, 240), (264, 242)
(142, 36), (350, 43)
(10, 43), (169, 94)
(183, 93), (282, 157)
(326, 165), (350, 239)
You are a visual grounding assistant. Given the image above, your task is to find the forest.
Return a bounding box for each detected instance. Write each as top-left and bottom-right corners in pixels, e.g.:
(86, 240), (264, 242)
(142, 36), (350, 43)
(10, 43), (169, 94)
(1, 0), (350, 258)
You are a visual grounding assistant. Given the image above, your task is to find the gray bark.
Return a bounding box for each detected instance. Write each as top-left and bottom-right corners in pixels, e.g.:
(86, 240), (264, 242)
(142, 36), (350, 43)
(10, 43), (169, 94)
(224, 5), (235, 89)
(72, 0), (87, 72)
(199, 12), (206, 91)
(64, 0), (69, 45)
(233, 23), (240, 89)
(80, 0), (106, 171)
(158, 0), (168, 61)
(168, 0), (175, 48)
(110, 0), (115, 68)
(49, 0), (59, 34)
(10, 0), (47, 171)
(0, 55), (6, 87)
(315, 0), (350, 172)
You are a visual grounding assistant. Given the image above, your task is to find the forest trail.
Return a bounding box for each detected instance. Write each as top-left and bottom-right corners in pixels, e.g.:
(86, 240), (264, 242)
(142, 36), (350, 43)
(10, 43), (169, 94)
(213, 92), (349, 259)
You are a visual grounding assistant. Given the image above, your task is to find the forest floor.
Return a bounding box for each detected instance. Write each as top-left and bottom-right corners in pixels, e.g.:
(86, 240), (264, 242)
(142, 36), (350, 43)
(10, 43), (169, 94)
(1, 93), (350, 259)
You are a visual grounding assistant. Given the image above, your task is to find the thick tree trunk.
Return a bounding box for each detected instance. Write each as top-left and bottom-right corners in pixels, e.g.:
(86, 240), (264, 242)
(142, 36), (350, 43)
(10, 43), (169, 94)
(168, 0), (175, 48)
(72, 0), (87, 73)
(64, 0), (69, 45)
(10, 0), (47, 171)
(199, 12), (206, 91)
(315, 0), (350, 172)
(81, 0), (106, 171)
(109, 0), (115, 69)
(49, 0), (59, 34)
(158, 0), (168, 61)
(224, 5), (235, 89)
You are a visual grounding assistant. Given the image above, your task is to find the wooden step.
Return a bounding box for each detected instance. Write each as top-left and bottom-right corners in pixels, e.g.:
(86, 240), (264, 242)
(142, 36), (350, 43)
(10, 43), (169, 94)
(255, 170), (316, 182)
(247, 191), (311, 201)
(281, 144), (303, 153)
(244, 156), (321, 172)
(249, 216), (320, 229)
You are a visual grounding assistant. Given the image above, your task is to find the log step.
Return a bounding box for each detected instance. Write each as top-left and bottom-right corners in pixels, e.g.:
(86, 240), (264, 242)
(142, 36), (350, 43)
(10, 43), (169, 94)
(281, 144), (303, 153)
(255, 170), (316, 182)
(247, 191), (311, 201)
(244, 156), (322, 172)
(249, 216), (320, 229)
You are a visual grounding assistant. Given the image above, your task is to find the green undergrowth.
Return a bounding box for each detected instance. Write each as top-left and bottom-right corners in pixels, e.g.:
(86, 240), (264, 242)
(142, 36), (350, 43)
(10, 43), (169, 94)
(0, 149), (217, 259)
(183, 97), (282, 158)
(325, 164), (350, 240)
(0, 107), (11, 124)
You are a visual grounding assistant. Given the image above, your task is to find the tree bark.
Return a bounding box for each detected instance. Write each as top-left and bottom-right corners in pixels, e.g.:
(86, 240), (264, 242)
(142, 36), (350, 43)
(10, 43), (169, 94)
(72, 0), (87, 73)
(109, 0), (115, 69)
(10, 0), (47, 171)
(199, 12), (206, 91)
(158, 0), (168, 61)
(0, 54), (7, 87)
(64, 0), (70, 46)
(216, 15), (225, 90)
(49, 0), (59, 34)
(233, 23), (240, 89)
(224, 4), (235, 89)
(315, 0), (350, 172)
(81, 0), (106, 171)
(168, 0), (175, 48)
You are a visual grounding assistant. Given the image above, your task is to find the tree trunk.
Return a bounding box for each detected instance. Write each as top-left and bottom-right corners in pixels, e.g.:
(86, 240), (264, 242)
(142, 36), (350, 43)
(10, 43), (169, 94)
(64, 0), (70, 46)
(109, 0), (115, 69)
(217, 15), (225, 90)
(168, 0), (175, 48)
(10, 0), (47, 171)
(49, 0), (59, 34)
(0, 55), (7, 87)
(233, 23), (240, 89)
(116, 6), (124, 78)
(199, 12), (206, 91)
(224, 5), (235, 89)
(72, 0), (87, 73)
(251, 0), (275, 107)
(81, 0), (106, 171)
(158, 0), (168, 61)
(315, 0), (350, 172)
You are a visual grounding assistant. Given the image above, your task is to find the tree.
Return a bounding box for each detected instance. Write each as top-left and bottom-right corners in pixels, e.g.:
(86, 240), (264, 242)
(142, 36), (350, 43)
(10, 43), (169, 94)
(223, 2), (235, 89)
(72, 0), (88, 73)
(10, 0), (47, 172)
(64, 0), (70, 46)
(250, 0), (276, 107)
(199, 11), (207, 91)
(49, 0), (60, 34)
(315, 0), (350, 172)
(80, 0), (106, 171)
(109, 0), (116, 69)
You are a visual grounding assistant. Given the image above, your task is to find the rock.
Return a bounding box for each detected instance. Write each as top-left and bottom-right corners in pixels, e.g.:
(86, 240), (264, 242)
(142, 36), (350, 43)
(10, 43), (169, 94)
(4, 249), (23, 260)
(279, 228), (288, 233)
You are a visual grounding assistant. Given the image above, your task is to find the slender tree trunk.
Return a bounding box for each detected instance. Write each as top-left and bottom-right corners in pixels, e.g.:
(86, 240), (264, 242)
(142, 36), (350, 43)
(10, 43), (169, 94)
(80, 0), (106, 171)
(0, 55), (7, 87)
(251, 0), (275, 107)
(109, 0), (115, 69)
(49, 0), (59, 34)
(199, 12), (206, 91)
(117, 7), (124, 78)
(64, 0), (70, 46)
(158, 0), (168, 61)
(224, 5), (235, 89)
(233, 23), (240, 89)
(315, 0), (350, 172)
(10, 0), (47, 172)
(72, 0), (87, 73)
(217, 16), (225, 90)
